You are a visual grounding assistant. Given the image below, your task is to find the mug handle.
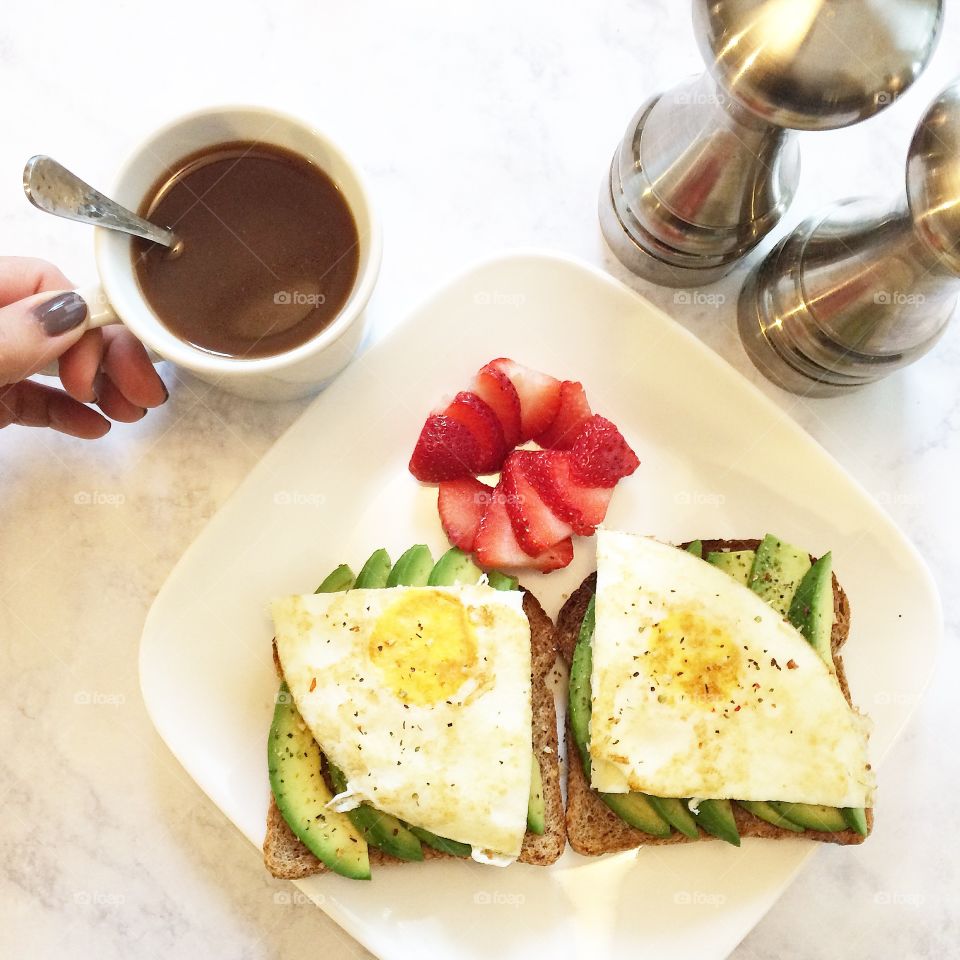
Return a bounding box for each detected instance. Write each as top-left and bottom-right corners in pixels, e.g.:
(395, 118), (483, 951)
(38, 283), (162, 377)
(81, 283), (123, 330)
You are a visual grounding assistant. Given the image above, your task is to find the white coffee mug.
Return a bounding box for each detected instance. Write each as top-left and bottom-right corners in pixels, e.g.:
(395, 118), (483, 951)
(80, 105), (382, 402)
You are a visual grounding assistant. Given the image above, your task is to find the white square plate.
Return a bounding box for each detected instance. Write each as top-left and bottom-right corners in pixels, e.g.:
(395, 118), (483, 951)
(140, 252), (941, 960)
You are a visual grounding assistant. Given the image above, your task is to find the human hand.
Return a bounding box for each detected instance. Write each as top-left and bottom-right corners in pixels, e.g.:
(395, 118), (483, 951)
(0, 257), (167, 438)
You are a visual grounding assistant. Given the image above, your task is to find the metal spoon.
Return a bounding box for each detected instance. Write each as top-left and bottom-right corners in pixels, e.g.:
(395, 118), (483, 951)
(23, 155), (181, 252)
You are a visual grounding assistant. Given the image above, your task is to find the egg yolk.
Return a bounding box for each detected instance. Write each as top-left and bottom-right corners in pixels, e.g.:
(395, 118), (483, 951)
(646, 609), (742, 706)
(368, 592), (478, 705)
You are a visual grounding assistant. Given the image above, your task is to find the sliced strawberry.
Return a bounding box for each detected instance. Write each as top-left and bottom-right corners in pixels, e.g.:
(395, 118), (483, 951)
(510, 449), (592, 536)
(568, 415), (640, 488)
(409, 413), (480, 482)
(548, 452), (615, 532)
(534, 380), (593, 450)
(501, 452), (574, 556)
(529, 536), (574, 572)
(473, 486), (527, 568)
(514, 449), (614, 535)
(442, 391), (507, 474)
(490, 358), (562, 441)
(473, 483), (574, 572)
(473, 364), (523, 449)
(510, 450), (578, 526)
(438, 477), (491, 551)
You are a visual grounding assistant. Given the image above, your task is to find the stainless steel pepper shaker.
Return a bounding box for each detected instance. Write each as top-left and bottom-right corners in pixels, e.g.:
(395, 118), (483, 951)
(738, 79), (960, 396)
(599, 0), (943, 287)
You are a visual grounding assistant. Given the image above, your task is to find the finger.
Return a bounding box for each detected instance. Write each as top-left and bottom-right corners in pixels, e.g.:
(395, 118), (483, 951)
(95, 373), (147, 423)
(101, 327), (168, 408)
(0, 290), (89, 385)
(0, 257), (73, 307)
(0, 380), (110, 439)
(57, 328), (104, 403)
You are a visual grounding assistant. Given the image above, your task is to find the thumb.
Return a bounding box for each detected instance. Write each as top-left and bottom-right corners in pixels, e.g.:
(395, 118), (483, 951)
(0, 290), (89, 385)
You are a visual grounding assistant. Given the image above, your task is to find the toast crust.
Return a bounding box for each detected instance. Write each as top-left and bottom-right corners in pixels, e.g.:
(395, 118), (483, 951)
(557, 538), (872, 855)
(264, 589), (565, 879)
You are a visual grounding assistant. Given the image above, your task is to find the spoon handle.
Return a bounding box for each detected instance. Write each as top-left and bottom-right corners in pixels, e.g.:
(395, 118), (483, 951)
(23, 155), (178, 249)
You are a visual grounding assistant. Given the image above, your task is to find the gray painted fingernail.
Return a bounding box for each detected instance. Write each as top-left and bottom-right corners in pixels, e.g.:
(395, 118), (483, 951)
(33, 291), (87, 336)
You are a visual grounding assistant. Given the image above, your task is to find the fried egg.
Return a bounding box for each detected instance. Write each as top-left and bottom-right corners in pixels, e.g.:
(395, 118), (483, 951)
(589, 530), (875, 807)
(272, 584), (532, 859)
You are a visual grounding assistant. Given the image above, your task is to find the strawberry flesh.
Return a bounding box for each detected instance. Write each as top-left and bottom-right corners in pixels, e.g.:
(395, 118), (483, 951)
(546, 451), (614, 533)
(473, 482), (574, 571)
(490, 358), (562, 441)
(413, 363), (639, 574)
(442, 391), (507, 474)
(502, 452), (574, 556)
(511, 450), (594, 536)
(534, 380), (593, 450)
(473, 364), (523, 449)
(438, 477), (492, 551)
(568, 415), (640, 488)
(409, 413), (480, 482)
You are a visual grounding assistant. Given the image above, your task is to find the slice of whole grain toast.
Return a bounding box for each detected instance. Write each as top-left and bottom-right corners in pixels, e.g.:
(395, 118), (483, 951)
(557, 538), (872, 855)
(264, 589), (566, 879)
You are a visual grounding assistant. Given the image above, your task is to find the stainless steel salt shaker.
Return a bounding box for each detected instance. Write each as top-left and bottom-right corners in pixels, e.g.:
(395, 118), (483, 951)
(599, 0), (943, 287)
(738, 79), (960, 396)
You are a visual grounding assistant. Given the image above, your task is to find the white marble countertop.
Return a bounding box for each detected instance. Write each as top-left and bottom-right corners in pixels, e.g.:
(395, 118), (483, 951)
(2, 2), (957, 957)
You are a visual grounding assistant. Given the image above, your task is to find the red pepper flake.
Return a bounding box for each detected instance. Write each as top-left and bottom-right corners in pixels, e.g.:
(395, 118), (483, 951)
(786, 659), (798, 670)
(309, 677), (317, 692)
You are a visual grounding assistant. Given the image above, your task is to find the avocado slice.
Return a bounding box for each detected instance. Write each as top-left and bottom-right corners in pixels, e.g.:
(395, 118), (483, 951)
(842, 806), (869, 836)
(327, 762), (424, 861)
(568, 595), (671, 838)
(527, 751), (546, 834)
(315, 564), (355, 593)
(386, 544), (434, 587)
(787, 552), (835, 666)
(737, 800), (804, 832)
(568, 595), (596, 767)
(409, 826), (472, 857)
(602, 792), (672, 836)
(647, 796), (700, 839)
(268, 683), (370, 879)
(707, 549), (756, 586)
(747, 534), (812, 615)
(354, 548), (392, 588)
(694, 799), (740, 846)
(769, 801), (847, 832)
(427, 547), (519, 590)
(427, 546), (483, 585)
(486, 570), (520, 591)
(685, 539), (703, 558)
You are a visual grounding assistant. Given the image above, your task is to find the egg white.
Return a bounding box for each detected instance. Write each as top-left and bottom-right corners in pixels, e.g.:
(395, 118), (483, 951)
(272, 584), (532, 858)
(590, 530), (875, 808)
